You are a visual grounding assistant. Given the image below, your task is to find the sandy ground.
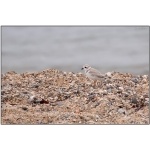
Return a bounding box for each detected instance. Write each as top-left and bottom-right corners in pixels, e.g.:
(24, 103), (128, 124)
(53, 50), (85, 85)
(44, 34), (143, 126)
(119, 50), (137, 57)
(1, 69), (149, 124)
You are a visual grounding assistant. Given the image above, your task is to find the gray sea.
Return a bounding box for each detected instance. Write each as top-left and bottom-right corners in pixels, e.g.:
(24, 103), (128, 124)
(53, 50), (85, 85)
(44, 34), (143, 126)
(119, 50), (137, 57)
(1, 26), (149, 75)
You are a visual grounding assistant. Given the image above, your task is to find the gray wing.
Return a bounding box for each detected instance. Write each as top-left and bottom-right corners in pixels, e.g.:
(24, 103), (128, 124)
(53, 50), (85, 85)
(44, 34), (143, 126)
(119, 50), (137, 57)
(90, 68), (105, 78)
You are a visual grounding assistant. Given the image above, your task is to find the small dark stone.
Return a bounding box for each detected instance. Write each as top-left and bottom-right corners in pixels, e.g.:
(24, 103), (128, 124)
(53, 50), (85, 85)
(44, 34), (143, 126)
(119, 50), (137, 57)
(107, 88), (112, 93)
(118, 105), (123, 108)
(131, 98), (138, 104)
(1, 90), (5, 95)
(22, 107), (28, 111)
(22, 91), (28, 94)
(51, 103), (57, 106)
(143, 94), (149, 98)
(104, 79), (109, 82)
(123, 92), (129, 97)
(88, 93), (96, 100)
(131, 78), (138, 83)
(31, 84), (39, 88)
(117, 90), (122, 93)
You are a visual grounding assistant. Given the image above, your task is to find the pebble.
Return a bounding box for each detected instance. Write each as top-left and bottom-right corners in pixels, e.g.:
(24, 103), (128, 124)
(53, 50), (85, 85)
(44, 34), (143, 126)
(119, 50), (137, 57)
(107, 88), (112, 93)
(143, 75), (148, 79)
(118, 87), (124, 91)
(118, 108), (126, 114)
(117, 90), (122, 94)
(54, 96), (58, 100)
(145, 98), (149, 105)
(29, 95), (37, 102)
(122, 92), (129, 97)
(142, 79), (147, 83)
(1, 69), (149, 124)
(106, 84), (113, 88)
(102, 90), (107, 95)
(145, 98), (149, 101)
(131, 78), (138, 83)
(22, 107), (28, 111)
(130, 98), (138, 104)
(143, 94), (149, 98)
(106, 72), (112, 77)
(31, 84), (39, 88)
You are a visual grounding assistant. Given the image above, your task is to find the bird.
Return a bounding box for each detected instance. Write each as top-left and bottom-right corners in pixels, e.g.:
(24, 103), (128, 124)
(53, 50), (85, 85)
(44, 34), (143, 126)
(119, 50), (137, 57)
(81, 64), (105, 81)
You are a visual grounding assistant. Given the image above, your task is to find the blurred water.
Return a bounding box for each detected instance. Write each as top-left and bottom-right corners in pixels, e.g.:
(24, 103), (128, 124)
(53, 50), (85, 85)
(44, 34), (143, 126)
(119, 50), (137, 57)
(2, 26), (149, 75)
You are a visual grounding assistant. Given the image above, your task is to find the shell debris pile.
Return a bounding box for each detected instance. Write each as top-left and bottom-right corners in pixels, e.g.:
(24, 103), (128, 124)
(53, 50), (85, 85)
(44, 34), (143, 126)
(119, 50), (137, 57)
(1, 69), (149, 124)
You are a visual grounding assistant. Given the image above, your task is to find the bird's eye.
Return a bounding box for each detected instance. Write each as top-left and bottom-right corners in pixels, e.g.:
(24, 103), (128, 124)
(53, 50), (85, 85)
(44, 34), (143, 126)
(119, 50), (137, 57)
(85, 67), (87, 68)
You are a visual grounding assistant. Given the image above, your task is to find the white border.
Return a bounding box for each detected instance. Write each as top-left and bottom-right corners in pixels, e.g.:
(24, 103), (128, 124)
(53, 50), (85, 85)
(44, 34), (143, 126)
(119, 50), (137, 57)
(0, 0), (150, 25)
(0, 0), (149, 150)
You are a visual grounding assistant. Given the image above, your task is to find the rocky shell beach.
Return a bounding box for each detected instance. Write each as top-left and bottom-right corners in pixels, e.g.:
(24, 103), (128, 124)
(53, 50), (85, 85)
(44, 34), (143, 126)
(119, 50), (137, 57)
(1, 69), (149, 124)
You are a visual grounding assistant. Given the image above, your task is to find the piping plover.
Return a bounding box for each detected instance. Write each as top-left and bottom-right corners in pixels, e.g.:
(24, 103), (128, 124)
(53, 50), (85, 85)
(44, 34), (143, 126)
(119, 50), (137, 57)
(81, 64), (105, 81)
